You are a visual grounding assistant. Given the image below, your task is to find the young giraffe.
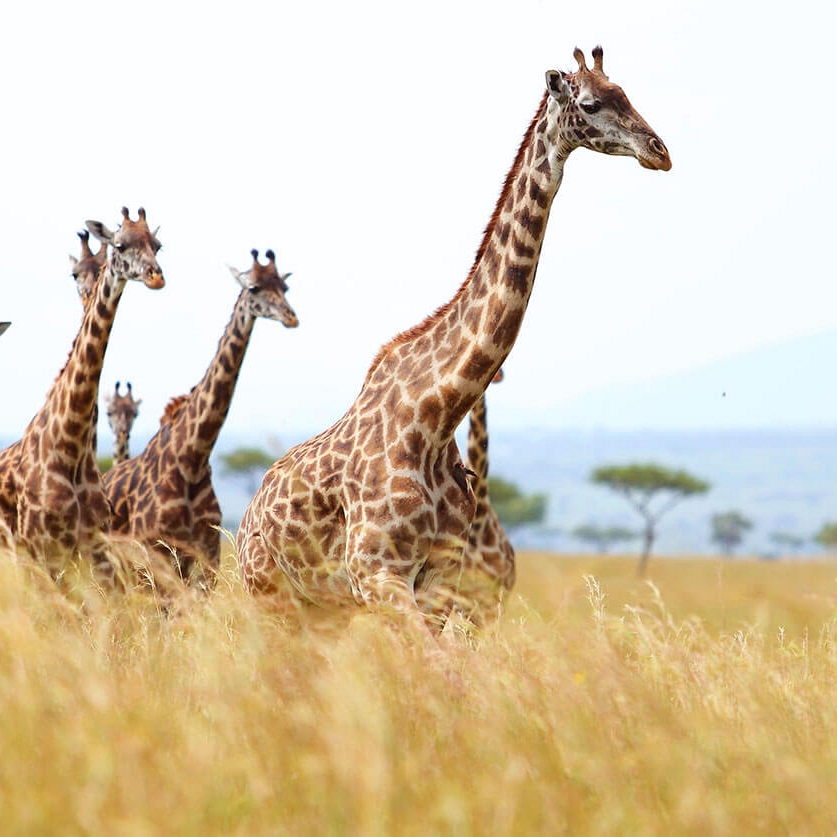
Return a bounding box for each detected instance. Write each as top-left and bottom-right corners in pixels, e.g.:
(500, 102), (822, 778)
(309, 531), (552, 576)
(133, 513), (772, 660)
(237, 47), (671, 632)
(103, 249), (298, 587)
(104, 381), (141, 464)
(0, 207), (164, 573)
(417, 369), (515, 629)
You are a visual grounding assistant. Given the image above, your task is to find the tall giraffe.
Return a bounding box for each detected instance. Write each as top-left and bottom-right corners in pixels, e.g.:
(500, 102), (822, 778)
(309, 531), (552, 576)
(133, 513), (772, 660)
(103, 249), (298, 586)
(417, 369), (515, 629)
(69, 235), (139, 469)
(237, 47), (670, 631)
(104, 381), (141, 464)
(0, 207), (164, 572)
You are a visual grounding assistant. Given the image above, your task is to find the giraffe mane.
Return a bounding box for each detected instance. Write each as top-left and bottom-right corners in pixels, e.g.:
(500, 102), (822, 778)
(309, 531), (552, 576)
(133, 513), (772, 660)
(160, 394), (189, 424)
(363, 92), (549, 385)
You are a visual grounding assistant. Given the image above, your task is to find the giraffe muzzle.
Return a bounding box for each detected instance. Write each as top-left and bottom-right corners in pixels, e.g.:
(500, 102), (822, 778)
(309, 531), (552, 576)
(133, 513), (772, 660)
(143, 272), (166, 290)
(638, 136), (672, 171)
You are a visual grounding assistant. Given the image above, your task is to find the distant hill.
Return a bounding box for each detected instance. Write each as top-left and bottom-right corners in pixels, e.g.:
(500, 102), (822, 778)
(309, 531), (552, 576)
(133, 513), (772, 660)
(533, 328), (837, 431)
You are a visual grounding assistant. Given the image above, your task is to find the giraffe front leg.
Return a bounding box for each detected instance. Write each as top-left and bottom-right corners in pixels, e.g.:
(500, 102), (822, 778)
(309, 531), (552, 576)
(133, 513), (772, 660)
(344, 521), (437, 638)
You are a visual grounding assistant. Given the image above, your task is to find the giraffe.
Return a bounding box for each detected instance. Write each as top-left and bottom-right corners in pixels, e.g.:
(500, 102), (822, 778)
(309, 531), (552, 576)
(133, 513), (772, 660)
(103, 249), (298, 587)
(104, 381), (141, 465)
(69, 230), (110, 466)
(69, 230), (108, 310)
(237, 47), (671, 633)
(416, 369), (515, 629)
(0, 207), (164, 573)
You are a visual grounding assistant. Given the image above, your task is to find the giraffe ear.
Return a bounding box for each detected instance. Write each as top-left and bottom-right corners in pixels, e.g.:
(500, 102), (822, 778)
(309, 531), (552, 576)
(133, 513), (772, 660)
(545, 70), (571, 105)
(228, 265), (250, 289)
(135, 399), (143, 409)
(69, 254), (79, 267)
(85, 220), (115, 244)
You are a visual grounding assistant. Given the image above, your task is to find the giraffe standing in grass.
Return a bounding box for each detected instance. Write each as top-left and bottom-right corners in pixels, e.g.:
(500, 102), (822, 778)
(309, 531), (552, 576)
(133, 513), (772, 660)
(237, 47), (671, 631)
(0, 208), (164, 573)
(104, 382), (141, 465)
(103, 249), (298, 586)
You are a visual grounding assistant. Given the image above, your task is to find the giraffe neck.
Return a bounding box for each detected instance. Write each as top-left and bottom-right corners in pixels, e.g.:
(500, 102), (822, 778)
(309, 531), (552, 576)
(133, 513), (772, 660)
(169, 292), (256, 465)
(466, 394), (491, 516)
(367, 93), (569, 441)
(33, 264), (126, 467)
(113, 432), (130, 464)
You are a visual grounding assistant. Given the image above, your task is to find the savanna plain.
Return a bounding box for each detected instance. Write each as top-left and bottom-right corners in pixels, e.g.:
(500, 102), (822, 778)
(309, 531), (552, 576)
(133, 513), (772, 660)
(2, 543), (837, 835)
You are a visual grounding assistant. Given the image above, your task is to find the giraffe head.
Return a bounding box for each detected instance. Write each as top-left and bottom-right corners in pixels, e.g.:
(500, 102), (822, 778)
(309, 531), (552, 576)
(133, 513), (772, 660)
(69, 230), (108, 309)
(84, 207), (165, 289)
(545, 46), (671, 171)
(104, 381), (141, 446)
(228, 249), (299, 328)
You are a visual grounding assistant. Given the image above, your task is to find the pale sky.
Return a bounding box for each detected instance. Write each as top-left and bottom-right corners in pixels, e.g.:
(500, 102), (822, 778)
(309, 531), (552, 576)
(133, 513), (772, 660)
(1, 0), (833, 447)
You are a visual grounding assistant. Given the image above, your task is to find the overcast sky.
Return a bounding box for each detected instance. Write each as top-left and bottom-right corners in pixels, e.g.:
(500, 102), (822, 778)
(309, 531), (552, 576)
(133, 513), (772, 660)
(1, 0), (833, 449)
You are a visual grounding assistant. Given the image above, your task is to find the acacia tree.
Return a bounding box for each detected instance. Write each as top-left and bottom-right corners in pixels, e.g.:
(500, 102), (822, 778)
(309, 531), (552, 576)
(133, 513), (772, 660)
(220, 446), (276, 495)
(814, 522), (837, 554)
(487, 476), (548, 529)
(571, 523), (637, 554)
(770, 531), (807, 556)
(590, 463), (710, 576)
(710, 510), (753, 556)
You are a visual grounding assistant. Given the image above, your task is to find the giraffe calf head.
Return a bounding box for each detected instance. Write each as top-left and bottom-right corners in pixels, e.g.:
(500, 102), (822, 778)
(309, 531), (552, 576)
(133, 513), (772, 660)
(85, 207), (165, 289)
(546, 46), (671, 172)
(105, 381), (142, 441)
(229, 248), (299, 328)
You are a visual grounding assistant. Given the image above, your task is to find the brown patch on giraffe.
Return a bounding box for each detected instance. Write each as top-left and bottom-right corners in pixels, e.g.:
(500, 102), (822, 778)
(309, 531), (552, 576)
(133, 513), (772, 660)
(518, 206), (544, 240)
(459, 348), (495, 382)
(528, 180), (548, 209)
(504, 263), (530, 296)
(512, 232), (535, 260)
(417, 394), (443, 434)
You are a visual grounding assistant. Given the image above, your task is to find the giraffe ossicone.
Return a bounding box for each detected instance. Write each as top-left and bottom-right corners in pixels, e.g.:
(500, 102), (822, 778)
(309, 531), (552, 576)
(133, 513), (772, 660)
(236, 47), (670, 632)
(103, 248), (298, 589)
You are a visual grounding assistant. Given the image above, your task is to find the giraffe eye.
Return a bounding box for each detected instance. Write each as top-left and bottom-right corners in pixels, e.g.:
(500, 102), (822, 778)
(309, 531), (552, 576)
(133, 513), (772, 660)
(580, 101), (601, 115)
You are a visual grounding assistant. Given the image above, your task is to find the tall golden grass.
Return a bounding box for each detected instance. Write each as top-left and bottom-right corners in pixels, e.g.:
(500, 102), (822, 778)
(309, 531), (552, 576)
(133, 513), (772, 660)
(1, 544), (837, 834)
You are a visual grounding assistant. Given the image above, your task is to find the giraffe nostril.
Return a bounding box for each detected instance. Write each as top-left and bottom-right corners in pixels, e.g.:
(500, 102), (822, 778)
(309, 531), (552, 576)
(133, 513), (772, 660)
(649, 137), (666, 157)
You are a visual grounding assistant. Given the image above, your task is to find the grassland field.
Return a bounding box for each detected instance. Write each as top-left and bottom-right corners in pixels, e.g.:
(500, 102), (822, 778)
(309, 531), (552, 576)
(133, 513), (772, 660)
(2, 544), (837, 835)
